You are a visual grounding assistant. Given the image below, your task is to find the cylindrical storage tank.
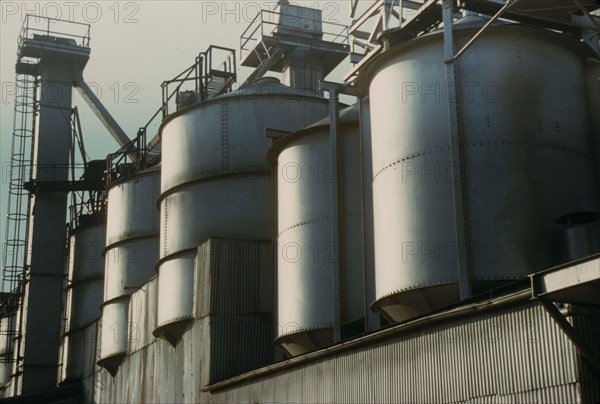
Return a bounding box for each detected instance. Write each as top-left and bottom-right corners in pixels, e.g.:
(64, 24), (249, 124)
(269, 105), (366, 356)
(586, 59), (600, 193)
(98, 166), (160, 375)
(0, 313), (16, 388)
(359, 24), (600, 323)
(60, 216), (106, 383)
(154, 78), (329, 344)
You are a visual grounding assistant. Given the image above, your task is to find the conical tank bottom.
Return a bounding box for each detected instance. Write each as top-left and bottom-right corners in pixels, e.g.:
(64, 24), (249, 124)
(152, 318), (193, 347)
(97, 352), (125, 377)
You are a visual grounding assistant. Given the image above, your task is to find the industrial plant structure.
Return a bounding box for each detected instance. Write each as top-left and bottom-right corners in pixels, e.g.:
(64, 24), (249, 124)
(1, 0), (600, 402)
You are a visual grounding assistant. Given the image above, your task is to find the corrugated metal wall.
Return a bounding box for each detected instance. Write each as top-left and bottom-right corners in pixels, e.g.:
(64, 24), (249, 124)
(77, 239), (599, 403)
(572, 306), (600, 403)
(81, 301), (599, 403)
(196, 238), (274, 384)
(208, 302), (586, 404)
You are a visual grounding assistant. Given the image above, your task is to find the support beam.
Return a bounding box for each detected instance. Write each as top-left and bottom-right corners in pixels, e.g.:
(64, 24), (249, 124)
(573, 0), (600, 30)
(75, 79), (135, 162)
(442, 0), (471, 300)
(540, 300), (600, 381)
(445, 0), (521, 63)
(359, 96), (380, 331)
(351, 0), (360, 20)
(320, 81), (342, 343)
(350, 0), (384, 33)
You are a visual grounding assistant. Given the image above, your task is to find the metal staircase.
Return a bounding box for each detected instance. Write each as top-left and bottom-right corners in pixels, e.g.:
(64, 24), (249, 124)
(201, 45), (237, 100)
(143, 45), (237, 159)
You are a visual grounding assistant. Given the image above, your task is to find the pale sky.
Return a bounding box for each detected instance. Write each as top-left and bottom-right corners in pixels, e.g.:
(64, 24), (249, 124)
(0, 1), (362, 269)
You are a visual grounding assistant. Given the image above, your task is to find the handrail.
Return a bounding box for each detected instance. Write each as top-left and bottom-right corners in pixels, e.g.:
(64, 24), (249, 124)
(18, 14), (91, 54)
(240, 8), (350, 61)
(240, 12), (262, 51)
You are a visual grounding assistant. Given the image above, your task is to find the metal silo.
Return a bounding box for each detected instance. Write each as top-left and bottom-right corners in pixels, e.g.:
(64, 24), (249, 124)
(98, 166), (160, 374)
(269, 105), (367, 356)
(60, 216), (106, 383)
(360, 24), (600, 322)
(0, 313), (16, 388)
(154, 78), (329, 345)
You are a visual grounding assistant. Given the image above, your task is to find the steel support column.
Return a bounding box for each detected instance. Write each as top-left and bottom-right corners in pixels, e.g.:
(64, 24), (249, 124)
(321, 82), (342, 342)
(442, 0), (471, 299)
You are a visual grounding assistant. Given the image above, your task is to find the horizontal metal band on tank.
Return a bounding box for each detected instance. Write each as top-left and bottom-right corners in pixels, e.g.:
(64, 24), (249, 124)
(157, 93), (329, 141)
(355, 23), (597, 95)
(475, 274), (529, 281)
(63, 318), (101, 336)
(154, 314), (194, 330)
(106, 165), (161, 191)
(265, 119), (358, 164)
(278, 212), (362, 237)
(153, 247), (198, 271)
(204, 288), (533, 392)
(275, 323), (334, 339)
(372, 142), (591, 181)
(374, 274), (528, 301)
(99, 294), (131, 309)
(67, 221), (106, 236)
(156, 171), (270, 206)
(65, 275), (104, 290)
(376, 280), (458, 301)
(278, 216), (329, 237)
(102, 232), (159, 254)
(97, 351), (126, 362)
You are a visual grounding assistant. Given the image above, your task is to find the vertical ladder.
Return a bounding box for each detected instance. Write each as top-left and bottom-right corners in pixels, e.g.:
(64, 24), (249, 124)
(1, 66), (38, 365)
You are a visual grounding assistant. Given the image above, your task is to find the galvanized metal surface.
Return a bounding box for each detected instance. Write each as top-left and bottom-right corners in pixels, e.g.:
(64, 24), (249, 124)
(0, 364), (11, 391)
(359, 95), (380, 332)
(100, 167), (160, 367)
(155, 80), (329, 341)
(0, 314), (15, 388)
(0, 316), (13, 357)
(271, 105), (365, 355)
(155, 252), (196, 335)
(196, 238), (274, 383)
(62, 222), (106, 384)
(160, 178), (272, 257)
(105, 167), (160, 247)
(128, 276), (158, 354)
(20, 76), (75, 394)
(83, 298), (599, 403)
(571, 306), (600, 403)
(196, 238), (272, 317)
(531, 256), (600, 306)
(159, 80), (329, 196)
(103, 238), (159, 302)
(67, 222), (106, 285)
(99, 298), (129, 361)
(361, 24), (600, 322)
(587, 59), (600, 193)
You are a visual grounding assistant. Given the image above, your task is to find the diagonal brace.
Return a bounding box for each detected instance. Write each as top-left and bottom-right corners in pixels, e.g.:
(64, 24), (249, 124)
(540, 299), (600, 382)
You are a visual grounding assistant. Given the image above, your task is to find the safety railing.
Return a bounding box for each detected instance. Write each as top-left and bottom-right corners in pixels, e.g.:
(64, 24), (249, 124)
(106, 131), (147, 186)
(18, 15), (90, 53)
(159, 45), (237, 119)
(240, 8), (349, 61)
